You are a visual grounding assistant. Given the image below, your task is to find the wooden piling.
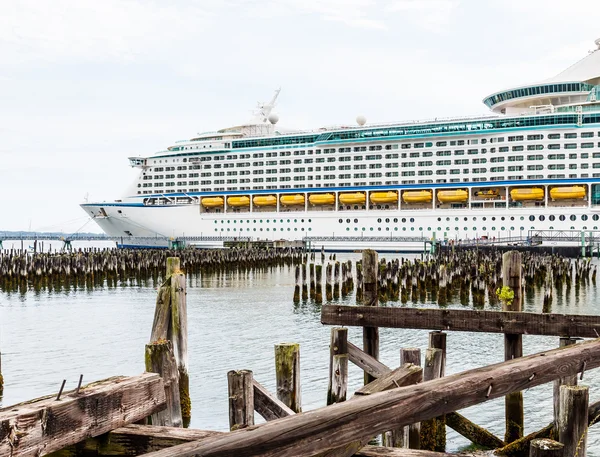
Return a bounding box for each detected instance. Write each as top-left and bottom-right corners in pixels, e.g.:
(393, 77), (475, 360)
(530, 439), (564, 457)
(227, 370), (254, 431)
(502, 250), (524, 444)
(558, 385), (588, 457)
(326, 263), (333, 301)
(420, 347), (445, 452)
(293, 265), (300, 303)
(302, 263), (308, 300)
(401, 347), (421, 449)
(0, 349), (3, 396)
(327, 328), (348, 405)
(553, 337), (578, 431)
(145, 340), (183, 427)
(362, 249), (379, 385)
(275, 343), (302, 413)
(315, 264), (323, 303)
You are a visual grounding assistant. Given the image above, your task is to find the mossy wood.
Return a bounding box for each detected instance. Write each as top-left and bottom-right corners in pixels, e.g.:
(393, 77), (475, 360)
(529, 439), (564, 457)
(362, 249), (379, 385)
(553, 337), (578, 431)
(420, 348), (445, 452)
(274, 343), (301, 413)
(145, 340), (182, 427)
(138, 339), (600, 457)
(445, 412), (505, 449)
(401, 347), (422, 449)
(502, 251), (524, 444)
(0, 374), (166, 457)
(321, 305), (600, 338)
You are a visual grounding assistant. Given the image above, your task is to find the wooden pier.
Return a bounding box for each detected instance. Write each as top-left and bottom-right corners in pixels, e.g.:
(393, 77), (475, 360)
(2, 251), (600, 456)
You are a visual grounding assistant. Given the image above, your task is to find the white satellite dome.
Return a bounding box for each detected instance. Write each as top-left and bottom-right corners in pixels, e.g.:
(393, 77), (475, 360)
(268, 113), (279, 124)
(356, 115), (366, 126)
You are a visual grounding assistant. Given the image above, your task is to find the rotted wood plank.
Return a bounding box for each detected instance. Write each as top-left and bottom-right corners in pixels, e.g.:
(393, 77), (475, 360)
(137, 338), (600, 457)
(0, 373), (166, 457)
(253, 380), (294, 421)
(322, 305), (600, 338)
(355, 364), (422, 396)
(355, 446), (461, 456)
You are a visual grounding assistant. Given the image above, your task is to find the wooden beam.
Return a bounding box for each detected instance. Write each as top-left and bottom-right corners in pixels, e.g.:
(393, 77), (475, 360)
(0, 374), (166, 457)
(321, 305), (600, 338)
(253, 380), (294, 421)
(355, 446), (463, 456)
(347, 342), (390, 379)
(137, 338), (600, 457)
(355, 364), (422, 396)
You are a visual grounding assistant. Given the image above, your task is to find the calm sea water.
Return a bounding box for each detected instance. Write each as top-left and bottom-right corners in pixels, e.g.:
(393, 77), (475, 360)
(1, 246), (600, 453)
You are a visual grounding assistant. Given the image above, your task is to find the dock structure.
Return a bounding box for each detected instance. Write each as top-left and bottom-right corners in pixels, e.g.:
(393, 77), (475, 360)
(2, 252), (600, 456)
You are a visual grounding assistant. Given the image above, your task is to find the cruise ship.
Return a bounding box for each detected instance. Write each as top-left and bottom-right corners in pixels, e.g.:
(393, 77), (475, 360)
(82, 39), (600, 251)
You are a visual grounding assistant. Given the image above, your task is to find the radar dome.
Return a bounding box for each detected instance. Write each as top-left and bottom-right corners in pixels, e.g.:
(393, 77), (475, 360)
(268, 113), (279, 124)
(356, 115), (366, 126)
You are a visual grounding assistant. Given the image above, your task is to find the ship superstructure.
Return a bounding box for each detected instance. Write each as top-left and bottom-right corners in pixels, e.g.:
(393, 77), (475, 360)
(82, 40), (600, 251)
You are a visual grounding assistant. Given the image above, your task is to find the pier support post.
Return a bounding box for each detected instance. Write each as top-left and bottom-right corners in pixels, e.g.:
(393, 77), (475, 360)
(275, 343), (302, 413)
(227, 369), (254, 431)
(145, 340), (182, 427)
(530, 439), (564, 457)
(362, 249), (379, 385)
(327, 328), (348, 405)
(420, 347), (445, 451)
(0, 349), (3, 396)
(402, 348), (422, 449)
(502, 250), (524, 443)
(553, 338), (578, 431)
(558, 385), (588, 457)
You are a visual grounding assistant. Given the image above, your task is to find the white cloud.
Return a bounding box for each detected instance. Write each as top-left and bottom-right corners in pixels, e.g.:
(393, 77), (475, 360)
(385, 0), (460, 31)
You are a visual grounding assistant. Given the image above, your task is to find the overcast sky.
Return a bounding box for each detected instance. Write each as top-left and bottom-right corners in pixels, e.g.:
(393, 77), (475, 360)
(1, 0), (599, 233)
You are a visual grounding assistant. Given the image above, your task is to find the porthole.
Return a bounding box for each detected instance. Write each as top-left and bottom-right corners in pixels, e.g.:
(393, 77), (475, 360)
(464, 227), (468, 231)
(385, 218), (390, 223)
(266, 219), (269, 223)
(510, 226), (514, 230)
(464, 217), (468, 221)
(419, 227), (423, 231)
(339, 219), (343, 223)
(402, 218), (406, 223)
(520, 216), (524, 221)
(301, 219), (305, 222)
(491, 217), (496, 221)
(354, 218), (358, 223)
(354, 227), (358, 231)
(593, 215), (600, 221)
(411, 227), (415, 231)
(403, 227), (407, 231)
(386, 227), (389, 231)
(362, 227), (365, 231)
(346, 219), (351, 223)
(455, 217), (459, 222)
(393, 218), (398, 223)
(529, 215), (535, 221)
(482, 226), (486, 230)
(473, 217), (477, 221)
(378, 227), (382, 231)
(570, 226), (575, 230)
(427, 227), (431, 231)
(370, 227), (374, 231)
(308, 219), (312, 222)
(483, 217), (487, 221)
(308, 227), (312, 231)
(549, 226), (554, 230)
(583, 226), (588, 230)
(582, 215), (588, 221)
(394, 227), (398, 231)
(446, 227), (450, 231)
(501, 217), (505, 221)
(549, 215), (555, 221)
(570, 215), (576, 221)
(446, 217), (450, 222)
(539, 215), (545, 221)
(510, 216), (514, 221)
(492, 227), (496, 231)
(520, 226), (524, 231)
(473, 227), (477, 231)
(377, 218), (382, 223)
(410, 218), (415, 223)
(346, 228), (350, 231)
(559, 215), (566, 221)
(501, 227), (505, 230)
(437, 217), (442, 222)
(438, 227), (442, 231)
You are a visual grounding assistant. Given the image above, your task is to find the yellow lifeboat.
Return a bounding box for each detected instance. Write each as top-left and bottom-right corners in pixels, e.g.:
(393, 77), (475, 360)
(550, 186), (586, 201)
(475, 189), (499, 199)
(437, 189), (468, 203)
(253, 195), (277, 207)
(309, 193), (335, 206)
(227, 196), (250, 207)
(201, 197), (224, 208)
(369, 191), (398, 204)
(280, 194), (305, 206)
(339, 192), (366, 205)
(510, 188), (544, 201)
(402, 190), (433, 204)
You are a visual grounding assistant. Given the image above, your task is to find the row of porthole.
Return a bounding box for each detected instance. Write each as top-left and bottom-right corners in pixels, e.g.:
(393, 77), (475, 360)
(215, 227), (312, 232)
(216, 218), (313, 224)
(337, 214), (600, 224)
(529, 214), (596, 221)
(347, 226), (600, 231)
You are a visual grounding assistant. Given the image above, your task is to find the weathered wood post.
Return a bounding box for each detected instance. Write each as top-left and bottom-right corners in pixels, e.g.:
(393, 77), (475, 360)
(275, 343), (302, 413)
(0, 349), (3, 396)
(553, 338), (578, 431)
(302, 263), (308, 300)
(502, 250), (524, 443)
(558, 385), (588, 457)
(325, 263), (333, 301)
(530, 439), (564, 457)
(315, 264), (323, 303)
(145, 340), (182, 427)
(362, 249), (379, 385)
(227, 369), (254, 431)
(327, 328), (348, 405)
(293, 265), (300, 303)
(402, 348), (422, 449)
(149, 257), (190, 425)
(420, 347), (445, 451)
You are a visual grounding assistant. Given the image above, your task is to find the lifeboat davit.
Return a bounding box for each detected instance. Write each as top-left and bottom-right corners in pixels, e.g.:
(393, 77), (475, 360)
(437, 189), (468, 203)
(253, 195), (277, 207)
(227, 196), (250, 207)
(339, 192), (366, 205)
(510, 188), (544, 201)
(369, 191), (398, 204)
(402, 190), (433, 204)
(475, 189), (499, 199)
(550, 186), (586, 201)
(309, 193), (335, 205)
(201, 197), (224, 208)
(280, 194), (305, 206)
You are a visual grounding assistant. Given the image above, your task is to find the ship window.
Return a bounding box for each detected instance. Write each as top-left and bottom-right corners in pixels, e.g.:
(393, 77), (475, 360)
(539, 215), (545, 221)
(559, 215), (566, 221)
(529, 216), (535, 221)
(570, 215), (576, 221)
(582, 215), (588, 221)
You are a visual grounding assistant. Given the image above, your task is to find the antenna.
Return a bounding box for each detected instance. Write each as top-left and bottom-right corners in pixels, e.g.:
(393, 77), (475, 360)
(252, 88), (281, 123)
